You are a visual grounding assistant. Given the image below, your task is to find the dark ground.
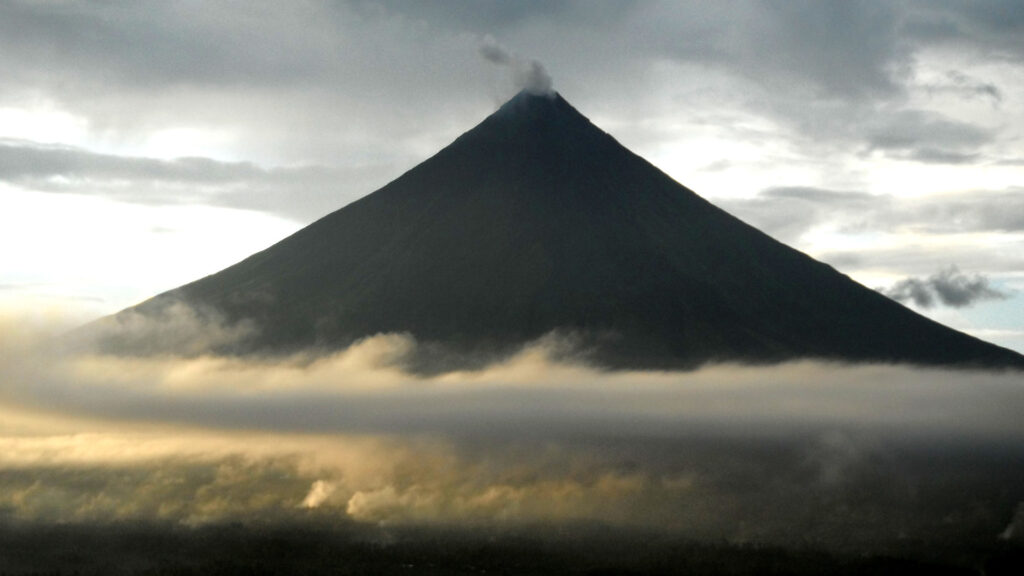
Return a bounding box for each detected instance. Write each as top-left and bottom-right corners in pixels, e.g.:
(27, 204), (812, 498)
(1, 520), (1021, 576)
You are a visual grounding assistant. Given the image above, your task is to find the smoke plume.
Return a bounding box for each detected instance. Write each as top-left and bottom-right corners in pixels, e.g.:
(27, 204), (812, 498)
(479, 36), (553, 96)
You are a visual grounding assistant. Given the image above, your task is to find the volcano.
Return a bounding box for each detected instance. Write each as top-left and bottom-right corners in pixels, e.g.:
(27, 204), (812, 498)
(96, 91), (1024, 370)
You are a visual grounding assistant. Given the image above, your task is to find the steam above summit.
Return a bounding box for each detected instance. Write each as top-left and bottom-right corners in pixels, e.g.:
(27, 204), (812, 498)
(91, 91), (1024, 370)
(480, 38), (553, 95)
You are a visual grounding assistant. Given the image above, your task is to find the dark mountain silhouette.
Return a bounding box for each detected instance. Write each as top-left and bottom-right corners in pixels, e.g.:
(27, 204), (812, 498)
(94, 91), (1024, 370)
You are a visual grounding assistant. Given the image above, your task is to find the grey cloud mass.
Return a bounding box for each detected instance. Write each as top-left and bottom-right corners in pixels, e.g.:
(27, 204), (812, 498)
(881, 266), (1010, 309)
(0, 1), (1015, 165)
(863, 109), (995, 161)
(0, 1), (1018, 202)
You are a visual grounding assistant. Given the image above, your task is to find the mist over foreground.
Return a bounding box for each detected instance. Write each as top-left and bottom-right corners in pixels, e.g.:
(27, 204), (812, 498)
(2, 313), (1023, 574)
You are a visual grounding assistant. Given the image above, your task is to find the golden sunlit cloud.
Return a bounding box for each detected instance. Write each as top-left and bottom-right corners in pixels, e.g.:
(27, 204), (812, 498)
(1, 311), (1022, 546)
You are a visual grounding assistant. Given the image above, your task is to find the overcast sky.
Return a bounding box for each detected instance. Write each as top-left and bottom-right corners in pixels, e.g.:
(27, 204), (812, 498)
(1, 0), (1023, 353)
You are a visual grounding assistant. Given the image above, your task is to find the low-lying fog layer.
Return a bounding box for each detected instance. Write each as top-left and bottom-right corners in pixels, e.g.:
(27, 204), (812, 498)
(1, 312), (1023, 550)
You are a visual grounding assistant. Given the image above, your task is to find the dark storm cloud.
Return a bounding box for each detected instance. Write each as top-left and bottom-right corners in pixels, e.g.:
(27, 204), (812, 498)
(881, 266), (1010, 309)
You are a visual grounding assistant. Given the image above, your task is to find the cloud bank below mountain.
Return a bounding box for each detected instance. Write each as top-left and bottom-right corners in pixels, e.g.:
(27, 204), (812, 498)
(2, 313), (1023, 549)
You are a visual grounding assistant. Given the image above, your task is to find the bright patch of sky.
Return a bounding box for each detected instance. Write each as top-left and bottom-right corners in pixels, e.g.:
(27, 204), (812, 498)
(0, 185), (299, 316)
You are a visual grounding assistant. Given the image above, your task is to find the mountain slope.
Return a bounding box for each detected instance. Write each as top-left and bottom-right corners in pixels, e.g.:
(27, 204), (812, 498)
(100, 91), (1024, 370)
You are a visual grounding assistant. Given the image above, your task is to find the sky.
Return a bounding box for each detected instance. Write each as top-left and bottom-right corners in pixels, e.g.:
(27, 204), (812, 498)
(1, 0), (1023, 355)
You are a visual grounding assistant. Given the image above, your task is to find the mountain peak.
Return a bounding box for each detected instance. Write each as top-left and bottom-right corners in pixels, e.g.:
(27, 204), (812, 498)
(484, 90), (590, 130)
(501, 88), (561, 109)
(90, 92), (1024, 371)
(443, 90), (615, 169)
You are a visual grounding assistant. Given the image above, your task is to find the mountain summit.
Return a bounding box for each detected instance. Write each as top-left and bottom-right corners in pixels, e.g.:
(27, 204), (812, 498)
(97, 91), (1024, 369)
